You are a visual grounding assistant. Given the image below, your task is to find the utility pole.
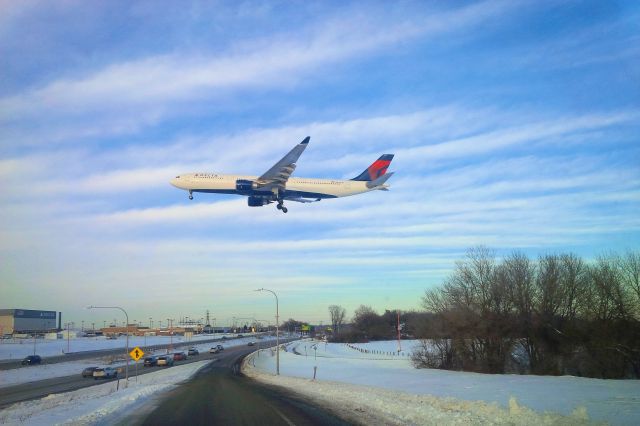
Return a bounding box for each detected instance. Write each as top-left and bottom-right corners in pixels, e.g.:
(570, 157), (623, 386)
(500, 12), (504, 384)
(167, 319), (174, 352)
(66, 322), (70, 353)
(397, 311), (402, 353)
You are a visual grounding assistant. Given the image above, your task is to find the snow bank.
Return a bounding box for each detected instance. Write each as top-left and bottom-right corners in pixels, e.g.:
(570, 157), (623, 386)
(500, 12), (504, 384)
(244, 340), (640, 425)
(0, 361), (210, 425)
(243, 353), (587, 425)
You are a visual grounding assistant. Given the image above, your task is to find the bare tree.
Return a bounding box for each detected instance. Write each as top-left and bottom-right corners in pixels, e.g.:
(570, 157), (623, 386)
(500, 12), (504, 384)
(585, 254), (630, 321)
(502, 251), (538, 371)
(328, 305), (346, 334)
(417, 248), (640, 378)
(619, 251), (640, 319)
(558, 254), (589, 321)
(535, 254), (563, 320)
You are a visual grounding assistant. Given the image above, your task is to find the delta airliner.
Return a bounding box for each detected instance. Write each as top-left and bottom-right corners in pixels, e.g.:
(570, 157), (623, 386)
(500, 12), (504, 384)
(170, 137), (394, 213)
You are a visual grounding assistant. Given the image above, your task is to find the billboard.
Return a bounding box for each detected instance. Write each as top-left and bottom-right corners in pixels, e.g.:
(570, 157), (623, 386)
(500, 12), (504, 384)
(14, 309), (56, 319)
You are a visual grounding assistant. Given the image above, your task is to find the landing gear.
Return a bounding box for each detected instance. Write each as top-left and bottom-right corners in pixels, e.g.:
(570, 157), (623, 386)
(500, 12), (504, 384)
(276, 200), (288, 213)
(188, 190), (193, 200)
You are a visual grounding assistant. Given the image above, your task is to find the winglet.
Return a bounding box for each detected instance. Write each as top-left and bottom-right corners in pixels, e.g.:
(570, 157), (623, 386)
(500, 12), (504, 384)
(301, 136), (310, 145)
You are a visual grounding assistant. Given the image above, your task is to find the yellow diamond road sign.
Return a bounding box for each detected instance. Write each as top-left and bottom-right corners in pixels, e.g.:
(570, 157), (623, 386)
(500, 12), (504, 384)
(130, 346), (144, 361)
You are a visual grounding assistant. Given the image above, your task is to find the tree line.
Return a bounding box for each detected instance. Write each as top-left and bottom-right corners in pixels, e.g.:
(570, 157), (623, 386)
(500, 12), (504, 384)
(328, 304), (431, 343)
(414, 247), (640, 378)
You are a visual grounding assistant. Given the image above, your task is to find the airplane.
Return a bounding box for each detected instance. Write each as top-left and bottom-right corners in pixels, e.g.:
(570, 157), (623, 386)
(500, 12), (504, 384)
(170, 136), (394, 213)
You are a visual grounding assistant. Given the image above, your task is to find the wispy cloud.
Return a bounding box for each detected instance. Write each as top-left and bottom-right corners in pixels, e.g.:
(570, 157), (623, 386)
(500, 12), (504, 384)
(0, 1), (516, 146)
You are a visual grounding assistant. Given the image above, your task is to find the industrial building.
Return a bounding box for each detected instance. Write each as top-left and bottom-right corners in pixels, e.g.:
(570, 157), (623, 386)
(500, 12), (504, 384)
(0, 309), (59, 335)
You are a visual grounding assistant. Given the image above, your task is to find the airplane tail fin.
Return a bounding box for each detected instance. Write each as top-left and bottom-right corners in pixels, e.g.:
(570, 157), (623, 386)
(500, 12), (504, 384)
(351, 154), (394, 181)
(366, 172), (394, 189)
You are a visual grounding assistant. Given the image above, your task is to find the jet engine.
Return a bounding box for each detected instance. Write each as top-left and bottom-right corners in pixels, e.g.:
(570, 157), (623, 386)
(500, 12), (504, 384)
(248, 196), (269, 207)
(236, 179), (258, 193)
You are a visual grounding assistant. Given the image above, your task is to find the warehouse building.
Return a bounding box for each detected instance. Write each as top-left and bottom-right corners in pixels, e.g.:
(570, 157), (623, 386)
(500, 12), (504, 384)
(0, 309), (58, 335)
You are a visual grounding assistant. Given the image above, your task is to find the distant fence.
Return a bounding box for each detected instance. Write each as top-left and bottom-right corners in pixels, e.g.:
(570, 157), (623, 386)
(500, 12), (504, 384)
(345, 343), (409, 358)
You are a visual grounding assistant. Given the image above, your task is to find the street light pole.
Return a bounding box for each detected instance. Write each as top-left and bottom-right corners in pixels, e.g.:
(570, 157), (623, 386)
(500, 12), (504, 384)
(255, 288), (279, 375)
(167, 319), (174, 352)
(87, 305), (130, 381)
(65, 322), (70, 353)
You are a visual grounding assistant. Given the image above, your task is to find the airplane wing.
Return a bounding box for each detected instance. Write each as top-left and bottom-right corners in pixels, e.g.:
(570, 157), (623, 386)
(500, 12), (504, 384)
(256, 136), (310, 192)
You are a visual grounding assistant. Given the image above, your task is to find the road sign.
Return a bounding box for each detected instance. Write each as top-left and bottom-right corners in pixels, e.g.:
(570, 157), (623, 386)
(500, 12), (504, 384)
(129, 346), (144, 361)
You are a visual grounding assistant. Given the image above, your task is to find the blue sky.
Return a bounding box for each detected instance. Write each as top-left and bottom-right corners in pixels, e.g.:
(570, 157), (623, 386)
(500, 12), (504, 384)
(1, 0), (638, 327)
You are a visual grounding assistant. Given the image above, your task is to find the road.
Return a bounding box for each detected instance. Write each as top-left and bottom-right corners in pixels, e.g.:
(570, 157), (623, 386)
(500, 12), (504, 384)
(136, 345), (350, 426)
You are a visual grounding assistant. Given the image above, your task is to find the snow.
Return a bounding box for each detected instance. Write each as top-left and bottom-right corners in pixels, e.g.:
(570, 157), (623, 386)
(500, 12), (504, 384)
(0, 361), (210, 425)
(244, 339), (640, 426)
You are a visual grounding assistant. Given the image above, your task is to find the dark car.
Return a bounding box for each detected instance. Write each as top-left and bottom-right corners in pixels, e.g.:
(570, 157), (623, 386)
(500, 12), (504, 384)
(247, 341), (255, 346)
(82, 366), (100, 377)
(21, 355), (41, 365)
(187, 348), (199, 356)
(143, 356), (158, 367)
(172, 352), (187, 361)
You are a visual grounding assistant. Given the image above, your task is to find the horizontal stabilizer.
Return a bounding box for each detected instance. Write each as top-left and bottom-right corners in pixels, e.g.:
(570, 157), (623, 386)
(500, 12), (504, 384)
(366, 172), (394, 189)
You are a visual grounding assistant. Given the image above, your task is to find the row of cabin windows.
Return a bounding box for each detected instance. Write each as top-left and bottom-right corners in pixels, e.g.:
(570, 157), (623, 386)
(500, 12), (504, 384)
(194, 174), (222, 179)
(297, 180), (342, 185)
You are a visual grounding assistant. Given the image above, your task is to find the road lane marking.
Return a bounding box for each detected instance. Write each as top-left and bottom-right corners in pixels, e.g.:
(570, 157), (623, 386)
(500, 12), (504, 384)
(270, 404), (297, 426)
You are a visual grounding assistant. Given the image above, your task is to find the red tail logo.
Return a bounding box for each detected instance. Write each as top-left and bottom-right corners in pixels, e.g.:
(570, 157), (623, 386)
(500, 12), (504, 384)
(368, 159), (391, 180)
(352, 154), (394, 181)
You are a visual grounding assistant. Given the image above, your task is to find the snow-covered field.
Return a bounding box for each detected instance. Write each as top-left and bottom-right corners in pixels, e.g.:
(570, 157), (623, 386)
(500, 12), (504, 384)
(244, 339), (640, 426)
(0, 361), (210, 425)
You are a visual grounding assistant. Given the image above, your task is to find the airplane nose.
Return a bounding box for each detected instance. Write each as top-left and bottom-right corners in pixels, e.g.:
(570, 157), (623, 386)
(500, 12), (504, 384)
(170, 177), (180, 188)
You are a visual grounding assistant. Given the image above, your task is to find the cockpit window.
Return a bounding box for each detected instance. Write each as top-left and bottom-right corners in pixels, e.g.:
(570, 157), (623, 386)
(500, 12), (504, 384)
(175, 176), (180, 178)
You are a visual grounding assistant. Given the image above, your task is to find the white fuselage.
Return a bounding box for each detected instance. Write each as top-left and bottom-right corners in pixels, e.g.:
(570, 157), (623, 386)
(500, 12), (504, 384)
(170, 173), (379, 199)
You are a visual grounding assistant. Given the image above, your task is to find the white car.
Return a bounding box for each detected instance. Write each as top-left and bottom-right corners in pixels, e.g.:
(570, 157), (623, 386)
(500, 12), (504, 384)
(93, 367), (118, 380)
